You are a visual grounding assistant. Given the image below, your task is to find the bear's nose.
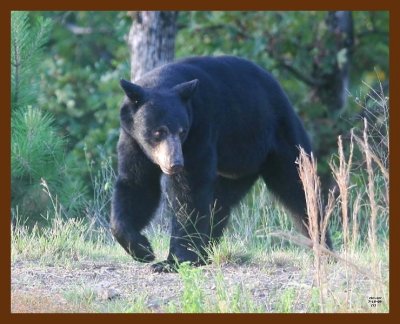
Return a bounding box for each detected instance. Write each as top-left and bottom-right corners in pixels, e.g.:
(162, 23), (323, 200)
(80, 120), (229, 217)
(170, 163), (183, 174)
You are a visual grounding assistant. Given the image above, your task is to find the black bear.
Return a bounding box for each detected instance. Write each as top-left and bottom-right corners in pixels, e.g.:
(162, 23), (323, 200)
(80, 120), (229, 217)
(111, 56), (331, 273)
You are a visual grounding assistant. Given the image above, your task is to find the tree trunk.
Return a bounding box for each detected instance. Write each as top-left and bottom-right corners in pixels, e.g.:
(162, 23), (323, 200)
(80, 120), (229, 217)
(128, 11), (178, 81)
(317, 11), (354, 112)
(127, 11), (178, 229)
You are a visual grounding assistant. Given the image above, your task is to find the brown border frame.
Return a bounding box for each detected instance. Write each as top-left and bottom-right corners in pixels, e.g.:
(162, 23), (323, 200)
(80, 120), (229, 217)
(2, 1), (398, 323)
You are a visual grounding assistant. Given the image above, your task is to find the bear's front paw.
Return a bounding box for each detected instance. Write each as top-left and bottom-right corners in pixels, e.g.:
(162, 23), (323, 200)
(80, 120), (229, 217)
(132, 247), (155, 263)
(151, 259), (207, 273)
(129, 234), (155, 263)
(151, 260), (179, 273)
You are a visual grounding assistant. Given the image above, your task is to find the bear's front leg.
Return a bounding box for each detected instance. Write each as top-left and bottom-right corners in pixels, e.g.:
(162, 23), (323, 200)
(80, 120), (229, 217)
(152, 169), (216, 273)
(111, 135), (163, 263)
(111, 177), (161, 262)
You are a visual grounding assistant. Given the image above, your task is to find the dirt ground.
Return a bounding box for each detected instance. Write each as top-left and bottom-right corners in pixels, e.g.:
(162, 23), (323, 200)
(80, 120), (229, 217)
(11, 256), (315, 313)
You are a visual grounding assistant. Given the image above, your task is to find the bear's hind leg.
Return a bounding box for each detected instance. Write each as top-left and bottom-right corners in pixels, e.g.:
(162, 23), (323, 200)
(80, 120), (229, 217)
(261, 149), (333, 249)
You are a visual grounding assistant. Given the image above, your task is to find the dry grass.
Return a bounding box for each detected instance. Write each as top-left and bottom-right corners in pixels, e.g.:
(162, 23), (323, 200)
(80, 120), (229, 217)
(11, 290), (92, 313)
(294, 102), (389, 312)
(296, 148), (327, 310)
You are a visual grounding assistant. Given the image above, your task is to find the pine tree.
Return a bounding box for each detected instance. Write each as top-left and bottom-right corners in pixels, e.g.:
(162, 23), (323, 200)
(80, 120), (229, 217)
(11, 12), (84, 222)
(11, 12), (51, 111)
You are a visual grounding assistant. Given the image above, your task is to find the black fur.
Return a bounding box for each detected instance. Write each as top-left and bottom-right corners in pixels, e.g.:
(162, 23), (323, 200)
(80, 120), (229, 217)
(111, 56), (332, 272)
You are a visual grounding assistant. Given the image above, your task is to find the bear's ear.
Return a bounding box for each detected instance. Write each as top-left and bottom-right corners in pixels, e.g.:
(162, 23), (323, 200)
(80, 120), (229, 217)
(120, 79), (145, 106)
(173, 79), (199, 101)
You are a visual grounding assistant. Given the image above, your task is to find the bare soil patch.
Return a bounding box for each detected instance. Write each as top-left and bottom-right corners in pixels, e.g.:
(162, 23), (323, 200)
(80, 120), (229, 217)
(11, 256), (312, 313)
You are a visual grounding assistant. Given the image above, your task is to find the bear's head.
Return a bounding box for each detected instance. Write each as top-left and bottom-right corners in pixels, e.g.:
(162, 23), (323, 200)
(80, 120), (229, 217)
(119, 78), (199, 175)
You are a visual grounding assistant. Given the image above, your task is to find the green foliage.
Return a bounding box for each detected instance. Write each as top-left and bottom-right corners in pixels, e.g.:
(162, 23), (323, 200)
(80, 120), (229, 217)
(178, 262), (206, 312)
(11, 11), (86, 222)
(34, 11), (131, 185)
(275, 287), (297, 313)
(11, 11), (51, 111)
(11, 108), (64, 181)
(176, 11), (388, 98)
(212, 271), (263, 312)
(308, 287), (322, 312)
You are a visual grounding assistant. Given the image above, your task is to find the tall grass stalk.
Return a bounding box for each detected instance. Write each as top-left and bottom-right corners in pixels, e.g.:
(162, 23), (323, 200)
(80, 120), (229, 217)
(353, 80), (389, 305)
(297, 149), (327, 312)
(330, 133), (354, 306)
(84, 146), (116, 242)
(360, 119), (380, 302)
(295, 80), (389, 312)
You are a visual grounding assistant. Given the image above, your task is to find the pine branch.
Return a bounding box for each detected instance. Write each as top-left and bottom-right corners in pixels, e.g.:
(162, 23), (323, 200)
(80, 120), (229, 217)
(12, 33), (21, 110)
(11, 11), (51, 111)
(11, 11), (29, 111)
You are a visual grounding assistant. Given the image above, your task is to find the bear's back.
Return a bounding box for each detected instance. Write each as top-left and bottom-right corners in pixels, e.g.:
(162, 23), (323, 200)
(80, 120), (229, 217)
(136, 56), (290, 118)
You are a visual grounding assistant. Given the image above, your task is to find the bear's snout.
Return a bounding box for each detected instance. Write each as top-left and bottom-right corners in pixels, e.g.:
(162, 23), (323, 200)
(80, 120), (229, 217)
(153, 134), (184, 175)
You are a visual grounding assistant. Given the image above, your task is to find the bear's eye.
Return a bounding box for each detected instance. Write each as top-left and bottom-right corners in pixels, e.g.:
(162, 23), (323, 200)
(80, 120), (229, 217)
(153, 127), (167, 141)
(179, 128), (187, 139)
